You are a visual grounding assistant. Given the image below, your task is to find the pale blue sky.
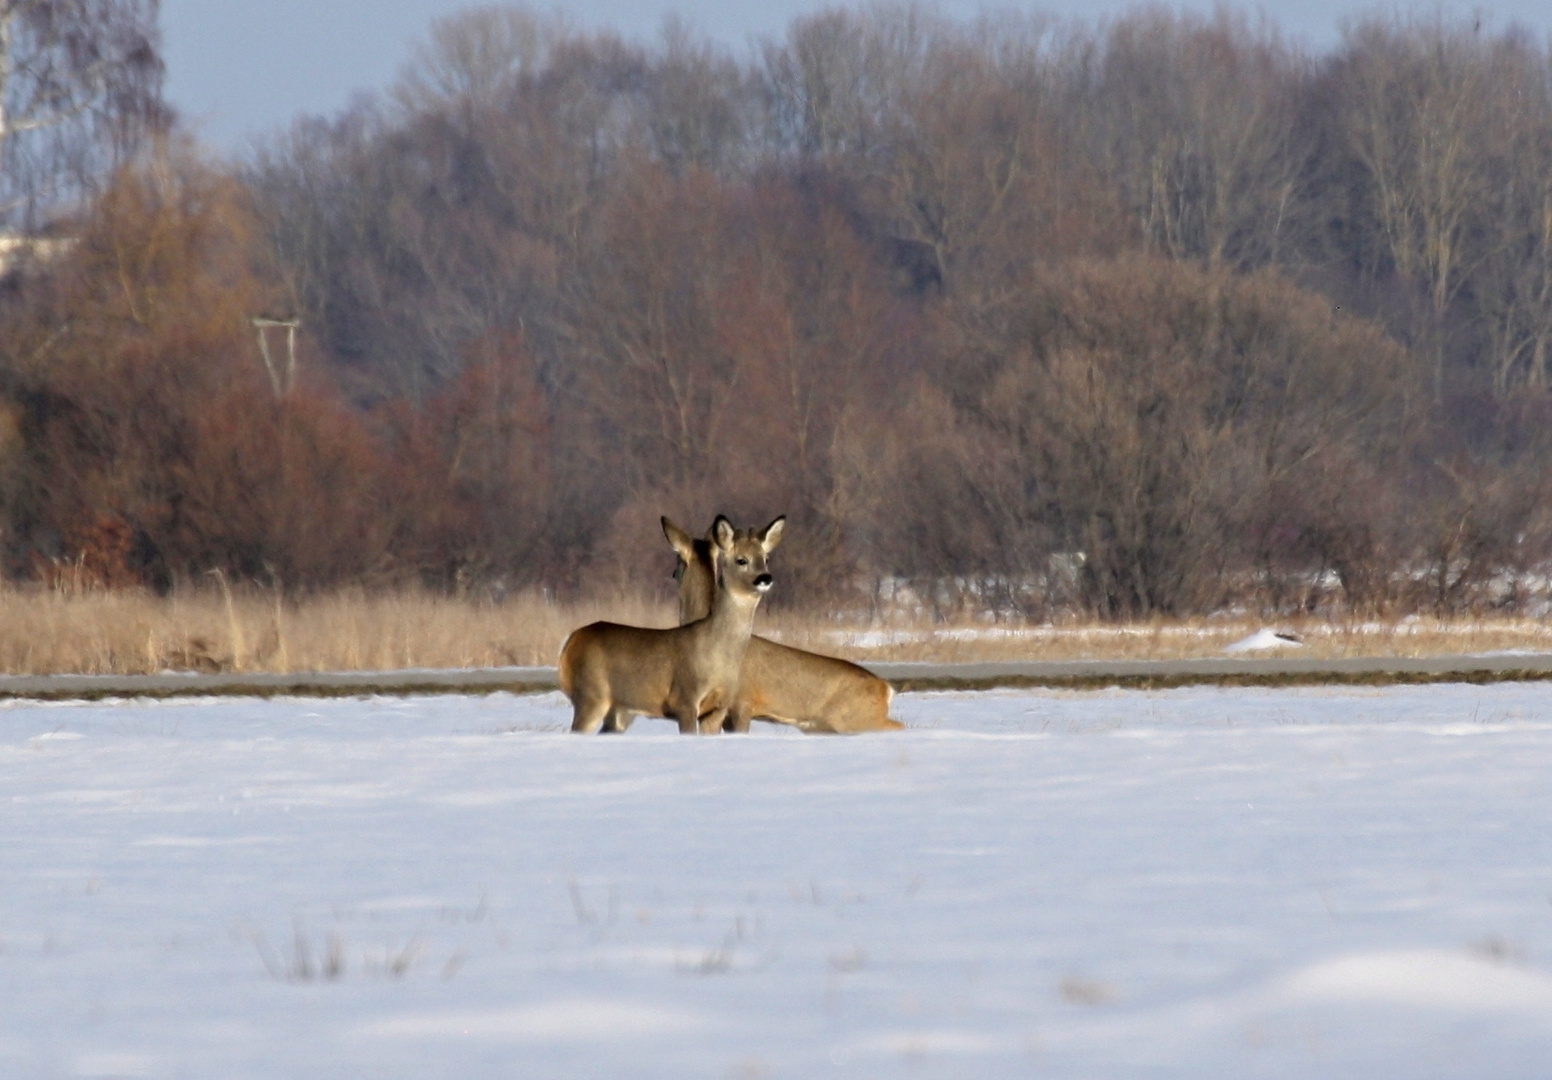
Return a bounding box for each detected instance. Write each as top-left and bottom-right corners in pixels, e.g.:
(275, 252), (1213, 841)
(162, 1), (1552, 150)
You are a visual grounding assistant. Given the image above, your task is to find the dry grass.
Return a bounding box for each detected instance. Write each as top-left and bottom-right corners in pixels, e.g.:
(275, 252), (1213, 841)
(1, 583), (1550, 676)
(0, 585), (674, 676)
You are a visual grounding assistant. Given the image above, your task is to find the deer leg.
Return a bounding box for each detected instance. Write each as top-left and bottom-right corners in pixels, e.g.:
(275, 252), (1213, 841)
(725, 706), (753, 734)
(697, 705), (729, 735)
(599, 708), (635, 733)
(664, 704), (699, 735)
(570, 695), (611, 734)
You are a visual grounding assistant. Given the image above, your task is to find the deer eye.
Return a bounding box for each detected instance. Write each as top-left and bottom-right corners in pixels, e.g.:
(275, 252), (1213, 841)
(735, 557), (749, 567)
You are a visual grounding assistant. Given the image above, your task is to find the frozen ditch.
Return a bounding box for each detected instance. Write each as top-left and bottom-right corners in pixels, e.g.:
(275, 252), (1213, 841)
(3, 683), (1551, 1078)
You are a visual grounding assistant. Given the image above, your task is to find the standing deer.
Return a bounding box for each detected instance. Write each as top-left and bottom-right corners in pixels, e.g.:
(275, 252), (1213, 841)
(662, 518), (902, 734)
(560, 515), (783, 734)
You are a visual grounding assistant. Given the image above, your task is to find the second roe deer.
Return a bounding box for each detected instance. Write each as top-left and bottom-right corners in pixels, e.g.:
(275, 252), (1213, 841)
(663, 518), (902, 734)
(560, 515), (782, 734)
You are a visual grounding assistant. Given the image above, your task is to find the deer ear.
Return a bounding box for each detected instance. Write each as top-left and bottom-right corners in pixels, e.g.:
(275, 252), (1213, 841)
(712, 515), (735, 550)
(662, 517), (697, 562)
(759, 516), (786, 553)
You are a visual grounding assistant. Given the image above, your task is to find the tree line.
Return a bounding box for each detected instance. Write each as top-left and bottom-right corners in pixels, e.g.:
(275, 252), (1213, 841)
(4, 2), (1552, 619)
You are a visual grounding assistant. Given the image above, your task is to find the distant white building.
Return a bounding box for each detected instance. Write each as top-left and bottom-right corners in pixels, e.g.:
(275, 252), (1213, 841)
(0, 234), (76, 277)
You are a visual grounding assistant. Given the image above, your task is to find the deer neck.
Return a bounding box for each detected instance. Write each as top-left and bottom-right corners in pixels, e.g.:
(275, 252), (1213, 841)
(691, 570), (759, 663)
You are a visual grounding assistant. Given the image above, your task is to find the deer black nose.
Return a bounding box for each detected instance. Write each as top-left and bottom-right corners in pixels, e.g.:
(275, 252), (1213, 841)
(754, 573), (773, 591)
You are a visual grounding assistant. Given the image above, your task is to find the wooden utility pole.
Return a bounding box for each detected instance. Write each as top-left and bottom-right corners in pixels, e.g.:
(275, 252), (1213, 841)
(251, 317), (301, 397)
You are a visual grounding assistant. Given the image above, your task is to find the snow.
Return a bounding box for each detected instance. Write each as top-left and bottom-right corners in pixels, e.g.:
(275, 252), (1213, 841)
(4, 683), (1552, 1078)
(1223, 628), (1304, 653)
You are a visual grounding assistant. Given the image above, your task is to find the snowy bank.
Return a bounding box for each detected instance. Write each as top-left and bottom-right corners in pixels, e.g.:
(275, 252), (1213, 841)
(3, 685), (1551, 1078)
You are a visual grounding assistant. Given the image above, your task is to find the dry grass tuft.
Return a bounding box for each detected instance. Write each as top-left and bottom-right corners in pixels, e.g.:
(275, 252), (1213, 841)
(1, 582), (1550, 676)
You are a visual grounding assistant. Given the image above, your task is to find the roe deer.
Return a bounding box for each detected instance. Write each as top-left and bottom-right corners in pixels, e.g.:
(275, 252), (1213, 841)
(560, 515), (783, 734)
(663, 518), (902, 734)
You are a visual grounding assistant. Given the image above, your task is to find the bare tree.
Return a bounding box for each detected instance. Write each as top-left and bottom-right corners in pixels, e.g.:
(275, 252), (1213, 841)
(392, 4), (568, 121)
(0, 0), (164, 228)
(1070, 8), (1311, 271)
(877, 21), (1052, 294)
(644, 17), (754, 177)
(1467, 37), (1552, 395)
(561, 165), (739, 492)
(760, 4), (937, 160)
(1327, 15), (1506, 399)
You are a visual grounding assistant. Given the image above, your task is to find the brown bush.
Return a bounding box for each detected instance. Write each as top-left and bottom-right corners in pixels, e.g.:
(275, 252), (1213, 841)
(859, 258), (1419, 619)
(0, 148), (408, 590)
(379, 328), (553, 590)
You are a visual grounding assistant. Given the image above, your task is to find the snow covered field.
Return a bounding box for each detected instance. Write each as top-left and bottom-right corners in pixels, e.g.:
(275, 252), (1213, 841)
(5, 683), (1552, 1079)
